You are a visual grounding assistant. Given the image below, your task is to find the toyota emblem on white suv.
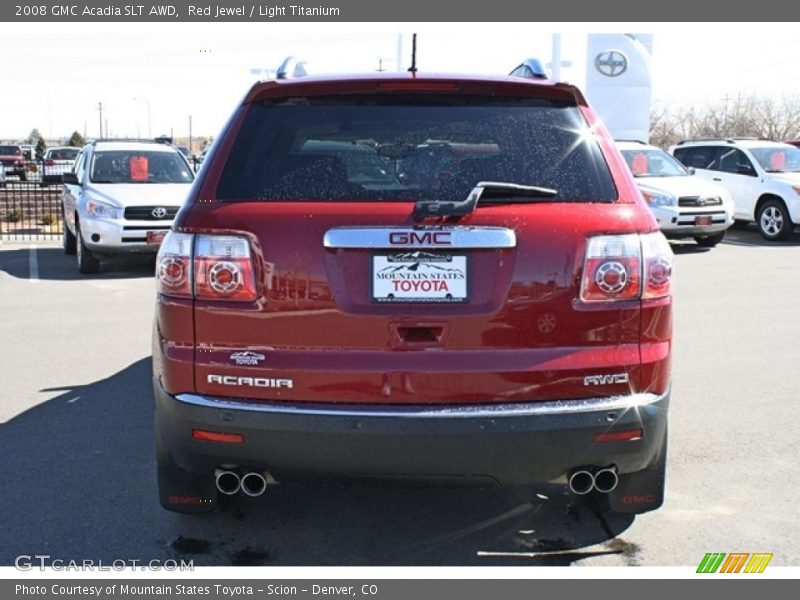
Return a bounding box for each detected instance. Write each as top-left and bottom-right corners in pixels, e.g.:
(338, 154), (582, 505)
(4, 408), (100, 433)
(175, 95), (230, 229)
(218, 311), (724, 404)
(595, 50), (628, 77)
(152, 207), (167, 218)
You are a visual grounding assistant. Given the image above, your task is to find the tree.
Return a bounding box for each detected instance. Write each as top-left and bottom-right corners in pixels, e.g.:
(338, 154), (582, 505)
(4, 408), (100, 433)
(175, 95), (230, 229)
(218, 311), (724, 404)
(26, 128), (43, 145)
(649, 94), (800, 148)
(67, 131), (85, 147)
(35, 137), (47, 159)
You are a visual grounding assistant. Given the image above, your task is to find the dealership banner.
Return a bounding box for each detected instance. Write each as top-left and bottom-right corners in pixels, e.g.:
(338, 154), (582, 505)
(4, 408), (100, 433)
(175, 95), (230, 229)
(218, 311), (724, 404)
(1, 0), (800, 21)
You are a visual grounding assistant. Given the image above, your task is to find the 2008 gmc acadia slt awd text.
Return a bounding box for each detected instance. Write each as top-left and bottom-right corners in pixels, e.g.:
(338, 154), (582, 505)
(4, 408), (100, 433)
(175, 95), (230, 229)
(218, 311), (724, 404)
(152, 70), (673, 515)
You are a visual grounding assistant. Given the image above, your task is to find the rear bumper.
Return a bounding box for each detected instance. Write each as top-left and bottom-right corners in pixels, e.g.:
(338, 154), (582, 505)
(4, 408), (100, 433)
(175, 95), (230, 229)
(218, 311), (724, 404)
(155, 380), (669, 486)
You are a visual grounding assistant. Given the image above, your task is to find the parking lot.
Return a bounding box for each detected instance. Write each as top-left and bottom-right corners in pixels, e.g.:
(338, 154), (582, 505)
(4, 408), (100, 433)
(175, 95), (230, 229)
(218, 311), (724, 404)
(0, 224), (799, 567)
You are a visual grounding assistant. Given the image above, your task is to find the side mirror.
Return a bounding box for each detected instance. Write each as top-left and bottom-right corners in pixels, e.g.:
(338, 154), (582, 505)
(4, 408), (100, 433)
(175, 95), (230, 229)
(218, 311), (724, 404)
(62, 172), (79, 185)
(687, 167), (696, 175)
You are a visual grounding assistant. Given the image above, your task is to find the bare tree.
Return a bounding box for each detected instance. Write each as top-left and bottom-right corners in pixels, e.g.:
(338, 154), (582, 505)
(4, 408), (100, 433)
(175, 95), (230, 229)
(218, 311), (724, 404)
(649, 94), (800, 148)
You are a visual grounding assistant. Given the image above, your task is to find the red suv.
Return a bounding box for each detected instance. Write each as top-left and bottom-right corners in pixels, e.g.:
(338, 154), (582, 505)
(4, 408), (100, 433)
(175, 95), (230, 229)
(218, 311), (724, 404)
(153, 71), (673, 515)
(0, 144), (27, 180)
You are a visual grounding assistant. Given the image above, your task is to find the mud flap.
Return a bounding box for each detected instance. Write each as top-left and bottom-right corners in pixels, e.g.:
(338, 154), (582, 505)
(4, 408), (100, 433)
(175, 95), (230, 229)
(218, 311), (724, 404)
(606, 427), (668, 514)
(156, 429), (218, 514)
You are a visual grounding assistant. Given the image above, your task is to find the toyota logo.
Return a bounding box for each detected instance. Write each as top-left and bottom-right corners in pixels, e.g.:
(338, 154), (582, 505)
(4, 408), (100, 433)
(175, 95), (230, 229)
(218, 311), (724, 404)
(595, 50), (628, 78)
(151, 207), (167, 219)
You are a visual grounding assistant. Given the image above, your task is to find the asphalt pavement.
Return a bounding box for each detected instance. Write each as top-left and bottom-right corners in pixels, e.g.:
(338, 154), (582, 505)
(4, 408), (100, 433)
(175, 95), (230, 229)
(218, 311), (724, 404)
(0, 223), (798, 567)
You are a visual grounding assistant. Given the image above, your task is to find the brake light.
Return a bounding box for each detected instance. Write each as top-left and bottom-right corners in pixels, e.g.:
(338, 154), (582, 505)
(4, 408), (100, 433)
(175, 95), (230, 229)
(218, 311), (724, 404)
(194, 235), (257, 301)
(377, 82), (459, 92)
(156, 232), (193, 298)
(580, 233), (672, 303)
(156, 233), (257, 302)
(44, 159), (55, 166)
(580, 234), (641, 302)
(641, 232), (673, 300)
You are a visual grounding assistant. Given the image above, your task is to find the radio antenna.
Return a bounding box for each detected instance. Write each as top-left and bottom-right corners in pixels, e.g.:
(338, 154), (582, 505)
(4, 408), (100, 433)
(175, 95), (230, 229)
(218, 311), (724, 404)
(408, 33), (418, 73)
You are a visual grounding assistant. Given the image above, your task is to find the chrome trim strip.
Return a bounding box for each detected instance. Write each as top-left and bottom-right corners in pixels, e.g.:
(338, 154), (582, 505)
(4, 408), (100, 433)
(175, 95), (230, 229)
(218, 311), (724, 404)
(174, 392), (665, 419)
(323, 227), (517, 249)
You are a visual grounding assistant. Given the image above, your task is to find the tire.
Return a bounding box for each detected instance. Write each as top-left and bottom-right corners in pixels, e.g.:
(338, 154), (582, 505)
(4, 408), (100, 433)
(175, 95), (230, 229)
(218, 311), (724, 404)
(62, 213), (76, 255)
(757, 199), (793, 241)
(694, 231), (725, 247)
(76, 221), (101, 274)
(19, 171), (27, 182)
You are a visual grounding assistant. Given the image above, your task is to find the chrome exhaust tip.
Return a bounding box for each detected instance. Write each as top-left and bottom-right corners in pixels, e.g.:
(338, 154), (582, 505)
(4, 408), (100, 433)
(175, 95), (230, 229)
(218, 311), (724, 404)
(240, 472), (268, 497)
(568, 469), (595, 495)
(215, 468), (241, 495)
(594, 467), (619, 494)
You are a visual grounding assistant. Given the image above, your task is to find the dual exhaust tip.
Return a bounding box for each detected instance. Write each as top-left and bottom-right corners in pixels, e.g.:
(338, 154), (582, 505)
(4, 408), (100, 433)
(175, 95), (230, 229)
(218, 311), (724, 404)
(568, 466), (618, 495)
(219, 466), (614, 497)
(215, 468), (271, 497)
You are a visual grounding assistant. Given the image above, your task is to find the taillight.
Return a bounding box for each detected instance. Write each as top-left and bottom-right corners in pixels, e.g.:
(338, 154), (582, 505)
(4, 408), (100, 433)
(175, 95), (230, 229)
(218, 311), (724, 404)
(194, 235), (257, 302)
(156, 232), (193, 298)
(641, 232), (673, 300)
(581, 234), (641, 302)
(580, 233), (672, 303)
(44, 159), (55, 166)
(156, 233), (257, 302)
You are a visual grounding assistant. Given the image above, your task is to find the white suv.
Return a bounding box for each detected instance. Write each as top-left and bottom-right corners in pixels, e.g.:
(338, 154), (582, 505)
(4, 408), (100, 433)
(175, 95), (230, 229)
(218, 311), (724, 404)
(671, 138), (800, 241)
(617, 141), (734, 247)
(62, 140), (194, 273)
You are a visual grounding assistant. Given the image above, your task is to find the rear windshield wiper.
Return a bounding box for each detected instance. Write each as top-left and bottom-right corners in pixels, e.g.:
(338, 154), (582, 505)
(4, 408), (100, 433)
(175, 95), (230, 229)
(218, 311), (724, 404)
(413, 181), (558, 220)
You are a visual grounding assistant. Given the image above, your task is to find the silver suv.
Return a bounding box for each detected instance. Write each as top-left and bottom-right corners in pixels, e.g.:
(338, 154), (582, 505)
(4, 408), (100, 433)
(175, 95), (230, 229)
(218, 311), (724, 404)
(61, 140), (194, 273)
(671, 138), (800, 241)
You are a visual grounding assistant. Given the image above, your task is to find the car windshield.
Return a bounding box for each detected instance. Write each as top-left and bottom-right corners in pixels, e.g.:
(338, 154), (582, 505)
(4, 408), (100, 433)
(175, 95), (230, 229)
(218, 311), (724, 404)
(217, 95), (617, 202)
(748, 145), (800, 173)
(620, 148), (689, 177)
(0, 146), (20, 155)
(90, 150), (194, 184)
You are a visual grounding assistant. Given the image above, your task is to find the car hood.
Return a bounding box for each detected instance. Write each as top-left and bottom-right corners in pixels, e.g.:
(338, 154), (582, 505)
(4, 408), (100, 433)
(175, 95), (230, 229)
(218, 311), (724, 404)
(85, 183), (192, 208)
(635, 175), (727, 198)
(770, 172), (800, 185)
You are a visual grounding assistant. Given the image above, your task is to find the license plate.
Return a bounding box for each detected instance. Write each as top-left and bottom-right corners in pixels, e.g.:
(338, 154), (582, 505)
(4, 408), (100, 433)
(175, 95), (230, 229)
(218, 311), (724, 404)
(146, 231), (167, 245)
(372, 253), (468, 303)
(694, 216), (713, 226)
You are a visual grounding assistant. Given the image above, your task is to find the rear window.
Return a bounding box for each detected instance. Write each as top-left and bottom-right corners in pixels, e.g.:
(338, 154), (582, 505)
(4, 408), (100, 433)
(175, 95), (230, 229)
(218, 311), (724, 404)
(217, 95), (617, 202)
(0, 146), (20, 155)
(49, 148), (79, 161)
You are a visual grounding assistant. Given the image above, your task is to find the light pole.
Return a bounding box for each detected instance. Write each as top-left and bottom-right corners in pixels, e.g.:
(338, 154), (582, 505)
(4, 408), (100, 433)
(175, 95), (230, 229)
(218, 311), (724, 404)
(133, 97), (152, 138)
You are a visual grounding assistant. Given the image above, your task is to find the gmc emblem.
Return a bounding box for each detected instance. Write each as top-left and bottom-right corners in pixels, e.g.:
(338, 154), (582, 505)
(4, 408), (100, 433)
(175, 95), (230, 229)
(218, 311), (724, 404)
(168, 495), (208, 505)
(622, 494), (656, 505)
(389, 231), (452, 246)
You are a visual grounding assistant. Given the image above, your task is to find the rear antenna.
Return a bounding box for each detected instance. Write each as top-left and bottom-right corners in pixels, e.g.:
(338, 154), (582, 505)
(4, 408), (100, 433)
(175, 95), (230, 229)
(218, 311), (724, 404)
(408, 33), (418, 73)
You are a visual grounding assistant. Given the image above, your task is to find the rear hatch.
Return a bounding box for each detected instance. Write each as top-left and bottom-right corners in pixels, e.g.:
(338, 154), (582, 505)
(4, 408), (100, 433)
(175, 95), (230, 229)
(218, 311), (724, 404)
(179, 78), (656, 405)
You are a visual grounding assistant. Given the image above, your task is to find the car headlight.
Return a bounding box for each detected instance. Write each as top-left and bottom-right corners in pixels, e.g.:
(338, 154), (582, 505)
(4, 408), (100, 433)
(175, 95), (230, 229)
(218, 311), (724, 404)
(640, 188), (677, 207)
(85, 199), (121, 219)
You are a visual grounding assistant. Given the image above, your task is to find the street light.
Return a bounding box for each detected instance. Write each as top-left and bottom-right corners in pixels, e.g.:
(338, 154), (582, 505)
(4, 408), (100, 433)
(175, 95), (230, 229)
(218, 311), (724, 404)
(133, 97), (152, 138)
